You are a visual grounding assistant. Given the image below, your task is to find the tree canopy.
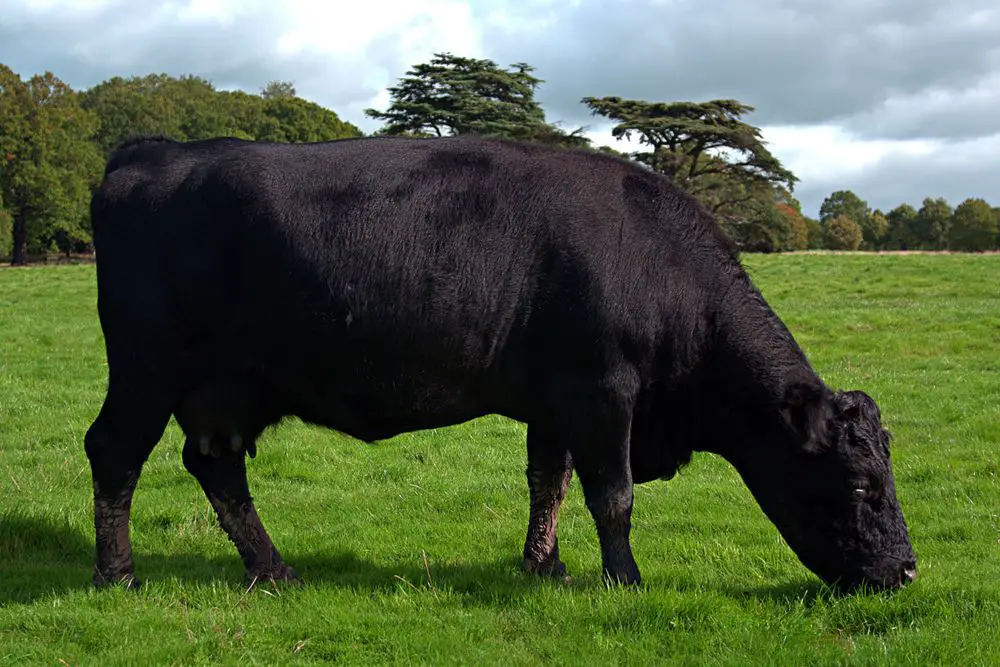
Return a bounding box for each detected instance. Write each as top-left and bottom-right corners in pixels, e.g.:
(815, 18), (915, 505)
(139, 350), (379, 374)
(582, 97), (798, 216)
(1, 65), (103, 264)
(1, 55), (998, 261)
(949, 198), (998, 251)
(364, 52), (589, 147)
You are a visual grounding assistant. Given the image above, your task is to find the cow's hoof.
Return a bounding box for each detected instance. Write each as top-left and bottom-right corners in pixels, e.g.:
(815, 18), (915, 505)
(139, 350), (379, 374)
(93, 569), (142, 590)
(244, 564), (300, 587)
(523, 556), (569, 580)
(602, 568), (642, 587)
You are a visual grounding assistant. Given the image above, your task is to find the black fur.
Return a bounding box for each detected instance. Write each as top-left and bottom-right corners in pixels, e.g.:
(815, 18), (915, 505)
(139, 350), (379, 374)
(84, 134), (915, 591)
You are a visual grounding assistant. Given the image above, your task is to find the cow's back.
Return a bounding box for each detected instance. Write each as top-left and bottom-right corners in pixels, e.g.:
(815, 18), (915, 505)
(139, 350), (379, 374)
(91, 135), (733, 440)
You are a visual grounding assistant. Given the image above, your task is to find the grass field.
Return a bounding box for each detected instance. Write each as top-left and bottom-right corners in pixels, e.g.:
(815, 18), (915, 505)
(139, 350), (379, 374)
(1, 254), (998, 665)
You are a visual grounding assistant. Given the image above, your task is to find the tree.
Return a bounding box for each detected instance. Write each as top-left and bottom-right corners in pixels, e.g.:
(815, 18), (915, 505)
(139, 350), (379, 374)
(223, 90), (362, 143)
(83, 74), (363, 152)
(365, 53), (587, 146)
(949, 197), (998, 251)
(1, 65), (103, 264)
(804, 215), (823, 249)
(823, 215), (863, 250)
(775, 203), (809, 251)
(819, 190), (869, 225)
(914, 197), (952, 249)
(864, 209), (890, 250)
(81, 74), (182, 151)
(885, 203), (918, 249)
(261, 80), (296, 100)
(582, 96), (797, 220)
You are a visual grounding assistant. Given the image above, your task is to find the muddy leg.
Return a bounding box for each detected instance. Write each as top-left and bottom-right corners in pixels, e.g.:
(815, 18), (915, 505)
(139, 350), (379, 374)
(522, 426), (573, 577)
(84, 385), (172, 588)
(182, 436), (296, 584)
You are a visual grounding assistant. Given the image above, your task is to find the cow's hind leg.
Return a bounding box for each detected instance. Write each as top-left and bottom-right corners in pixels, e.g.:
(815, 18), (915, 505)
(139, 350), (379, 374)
(522, 427), (573, 578)
(85, 383), (173, 587)
(181, 436), (297, 584)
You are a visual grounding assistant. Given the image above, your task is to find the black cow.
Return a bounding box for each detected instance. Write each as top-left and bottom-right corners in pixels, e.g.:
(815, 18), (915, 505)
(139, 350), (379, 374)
(84, 135), (916, 592)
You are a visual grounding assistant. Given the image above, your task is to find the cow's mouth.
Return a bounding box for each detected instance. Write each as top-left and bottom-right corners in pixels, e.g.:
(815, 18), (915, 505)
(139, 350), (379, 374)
(828, 557), (918, 593)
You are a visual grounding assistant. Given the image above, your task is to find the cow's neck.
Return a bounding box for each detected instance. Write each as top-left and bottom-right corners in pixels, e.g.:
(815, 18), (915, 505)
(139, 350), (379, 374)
(700, 275), (820, 455)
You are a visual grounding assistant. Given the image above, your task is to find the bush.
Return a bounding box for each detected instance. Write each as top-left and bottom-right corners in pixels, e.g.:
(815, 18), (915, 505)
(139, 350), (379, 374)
(823, 215), (863, 250)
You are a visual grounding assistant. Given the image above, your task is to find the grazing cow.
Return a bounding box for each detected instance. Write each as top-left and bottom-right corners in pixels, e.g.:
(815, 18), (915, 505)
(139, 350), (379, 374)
(84, 134), (916, 592)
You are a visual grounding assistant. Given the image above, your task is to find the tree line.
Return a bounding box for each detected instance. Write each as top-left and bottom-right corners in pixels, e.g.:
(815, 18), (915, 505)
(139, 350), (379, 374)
(2, 53), (997, 265)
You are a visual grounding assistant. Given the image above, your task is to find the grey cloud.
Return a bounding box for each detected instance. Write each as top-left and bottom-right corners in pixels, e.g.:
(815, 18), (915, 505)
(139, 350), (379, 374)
(477, 0), (1000, 140)
(794, 137), (1000, 215)
(0, 1), (392, 126)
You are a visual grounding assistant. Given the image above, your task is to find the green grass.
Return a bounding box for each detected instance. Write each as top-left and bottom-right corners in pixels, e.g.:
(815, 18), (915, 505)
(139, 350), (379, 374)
(1, 254), (998, 666)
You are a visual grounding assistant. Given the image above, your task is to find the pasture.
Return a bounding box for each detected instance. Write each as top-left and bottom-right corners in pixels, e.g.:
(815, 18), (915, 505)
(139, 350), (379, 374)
(1, 253), (997, 665)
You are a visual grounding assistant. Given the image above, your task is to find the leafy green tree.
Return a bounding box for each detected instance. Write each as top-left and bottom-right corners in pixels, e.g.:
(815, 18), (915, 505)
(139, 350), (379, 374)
(823, 214), (863, 250)
(804, 215), (823, 249)
(84, 74), (362, 151)
(864, 209), (890, 250)
(717, 188), (806, 253)
(261, 80), (296, 100)
(258, 95), (362, 142)
(914, 197), (952, 249)
(167, 75), (242, 141)
(1, 65), (103, 264)
(819, 190), (869, 226)
(885, 203), (918, 249)
(949, 197), (998, 251)
(582, 96), (797, 218)
(81, 74), (182, 151)
(365, 52), (587, 146)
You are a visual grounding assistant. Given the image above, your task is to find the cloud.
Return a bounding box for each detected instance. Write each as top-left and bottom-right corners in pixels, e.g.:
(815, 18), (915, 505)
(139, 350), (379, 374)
(761, 126), (1000, 213)
(2, 0), (998, 216)
(479, 0), (1000, 138)
(0, 0), (486, 129)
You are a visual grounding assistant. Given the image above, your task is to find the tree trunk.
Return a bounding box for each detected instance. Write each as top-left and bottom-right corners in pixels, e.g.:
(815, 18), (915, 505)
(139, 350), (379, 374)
(11, 211), (28, 266)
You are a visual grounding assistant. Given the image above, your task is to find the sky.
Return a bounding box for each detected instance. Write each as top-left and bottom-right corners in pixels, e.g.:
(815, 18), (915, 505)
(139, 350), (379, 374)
(3, 0), (998, 217)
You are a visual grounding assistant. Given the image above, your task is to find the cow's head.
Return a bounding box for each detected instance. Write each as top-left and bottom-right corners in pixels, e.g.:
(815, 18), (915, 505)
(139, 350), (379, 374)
(730, 380), (916, 592)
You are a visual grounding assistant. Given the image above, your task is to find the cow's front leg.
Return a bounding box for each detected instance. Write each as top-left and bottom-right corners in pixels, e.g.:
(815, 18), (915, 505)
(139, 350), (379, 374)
(522, 427), (573, 577)
(182, 436), (297, 584)
(575, 458), (640, 586)
(566, 398), (641, 586)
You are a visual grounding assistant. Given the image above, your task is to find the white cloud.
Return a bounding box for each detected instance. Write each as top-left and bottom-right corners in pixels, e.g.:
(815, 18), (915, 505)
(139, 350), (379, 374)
(3, 0), (998, 216)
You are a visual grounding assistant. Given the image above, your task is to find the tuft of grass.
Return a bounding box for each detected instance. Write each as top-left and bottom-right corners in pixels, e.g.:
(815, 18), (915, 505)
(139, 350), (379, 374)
(1, 254), (997, 666)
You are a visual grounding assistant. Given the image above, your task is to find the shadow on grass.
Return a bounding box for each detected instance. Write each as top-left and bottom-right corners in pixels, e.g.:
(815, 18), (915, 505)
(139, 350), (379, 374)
(0, 511), (571, 606)
(0, 512), (872, 610)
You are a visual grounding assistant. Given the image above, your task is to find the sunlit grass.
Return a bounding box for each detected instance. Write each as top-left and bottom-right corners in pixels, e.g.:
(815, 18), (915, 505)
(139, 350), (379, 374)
(1, 254), (997, 665)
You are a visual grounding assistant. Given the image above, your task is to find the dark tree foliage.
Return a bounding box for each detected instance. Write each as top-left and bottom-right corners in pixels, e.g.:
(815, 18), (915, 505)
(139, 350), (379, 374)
(2, 56), (998, 259)
(949, 198), (998, 252)
(885, 204), (919, 250)
(1, 65), (103, 264)
(914, 197), (953, 250)
(365, 52), (589, 147)
(581, 97), (797, 216)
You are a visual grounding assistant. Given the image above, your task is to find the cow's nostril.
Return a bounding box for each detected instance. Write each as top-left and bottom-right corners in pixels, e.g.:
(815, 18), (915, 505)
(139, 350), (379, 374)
(900, 565), (917, 585)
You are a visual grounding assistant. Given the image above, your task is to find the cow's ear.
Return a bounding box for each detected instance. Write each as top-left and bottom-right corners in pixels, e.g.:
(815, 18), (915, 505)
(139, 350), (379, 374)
(780, 378), (833, 453)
